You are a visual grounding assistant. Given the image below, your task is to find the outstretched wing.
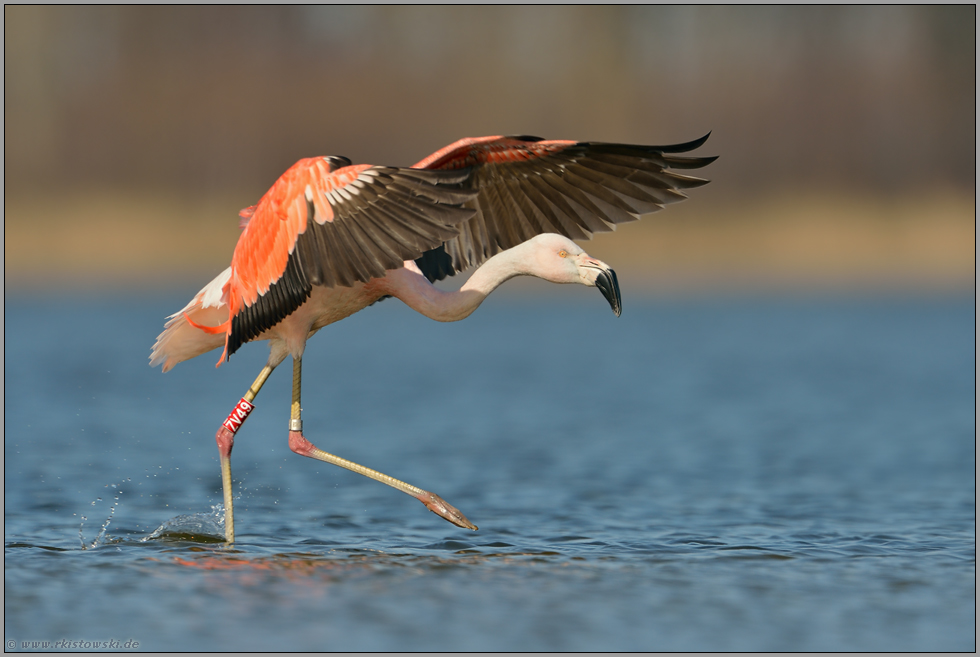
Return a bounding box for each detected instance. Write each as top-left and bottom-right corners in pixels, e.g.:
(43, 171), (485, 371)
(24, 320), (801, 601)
(206, 157), (476, 360)
(412, 134), (716, 282)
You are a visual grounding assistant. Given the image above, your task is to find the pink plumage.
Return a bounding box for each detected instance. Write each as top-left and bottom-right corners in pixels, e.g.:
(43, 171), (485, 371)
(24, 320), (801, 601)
(150, 134), (715, 541)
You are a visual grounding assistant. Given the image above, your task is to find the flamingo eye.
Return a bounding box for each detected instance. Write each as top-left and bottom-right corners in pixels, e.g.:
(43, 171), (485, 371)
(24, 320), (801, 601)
(558, 250), (568, 258)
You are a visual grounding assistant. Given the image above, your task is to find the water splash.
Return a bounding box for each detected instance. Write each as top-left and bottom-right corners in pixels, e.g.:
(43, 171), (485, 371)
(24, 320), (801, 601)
(79, 475), (227, 546)
(141, 504), (226, 543)
(80, 478), (130, 549)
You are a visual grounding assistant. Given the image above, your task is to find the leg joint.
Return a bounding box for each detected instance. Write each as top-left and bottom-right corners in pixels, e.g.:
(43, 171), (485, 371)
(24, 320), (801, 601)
(288, 430), (315, 457)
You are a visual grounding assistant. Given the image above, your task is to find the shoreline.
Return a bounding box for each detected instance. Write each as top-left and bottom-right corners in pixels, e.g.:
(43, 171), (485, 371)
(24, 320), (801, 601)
(5, 189), (975, 294)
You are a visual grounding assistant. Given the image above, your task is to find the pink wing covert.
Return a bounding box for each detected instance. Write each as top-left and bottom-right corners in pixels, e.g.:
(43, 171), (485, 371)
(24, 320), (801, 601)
(411, 134), (716, 280)
(190, 156), (476, 364)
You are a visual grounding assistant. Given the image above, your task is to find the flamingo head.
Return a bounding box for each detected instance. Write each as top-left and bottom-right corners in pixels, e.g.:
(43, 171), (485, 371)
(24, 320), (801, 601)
(522, 234), (622, 317)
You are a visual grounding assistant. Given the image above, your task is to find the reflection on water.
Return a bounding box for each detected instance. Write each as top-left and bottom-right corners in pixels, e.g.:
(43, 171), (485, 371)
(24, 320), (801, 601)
(4, 294), (975, 651)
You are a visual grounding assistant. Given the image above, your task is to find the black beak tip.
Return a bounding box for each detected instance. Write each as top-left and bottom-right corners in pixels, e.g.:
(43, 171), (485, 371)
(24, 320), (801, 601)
(595, 269), (622, 317)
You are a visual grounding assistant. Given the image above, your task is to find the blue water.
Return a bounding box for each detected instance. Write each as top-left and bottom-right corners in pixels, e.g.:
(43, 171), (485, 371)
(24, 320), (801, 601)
(4, 290), (975, 651)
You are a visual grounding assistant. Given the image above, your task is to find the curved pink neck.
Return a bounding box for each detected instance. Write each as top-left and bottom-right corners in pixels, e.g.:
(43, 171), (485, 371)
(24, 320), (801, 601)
(385, 246), (527, 322)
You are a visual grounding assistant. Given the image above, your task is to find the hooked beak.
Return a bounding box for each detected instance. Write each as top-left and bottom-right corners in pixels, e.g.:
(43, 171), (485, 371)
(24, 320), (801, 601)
(582, 260), (622, 317)
(595, 267), (622, 317)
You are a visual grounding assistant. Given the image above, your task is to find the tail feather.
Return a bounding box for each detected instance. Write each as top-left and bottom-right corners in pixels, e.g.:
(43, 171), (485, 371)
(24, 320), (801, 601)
(150, 268), (232, 372)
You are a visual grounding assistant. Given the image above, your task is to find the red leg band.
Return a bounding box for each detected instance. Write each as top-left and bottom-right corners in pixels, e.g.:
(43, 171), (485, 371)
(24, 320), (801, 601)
(216, 398), (255, 458)
(222, 398), (255, 434)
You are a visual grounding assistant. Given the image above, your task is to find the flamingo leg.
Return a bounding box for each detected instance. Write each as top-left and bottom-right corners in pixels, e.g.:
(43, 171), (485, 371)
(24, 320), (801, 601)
(286, 356), (478, 531)
(215, 363), (275, 543)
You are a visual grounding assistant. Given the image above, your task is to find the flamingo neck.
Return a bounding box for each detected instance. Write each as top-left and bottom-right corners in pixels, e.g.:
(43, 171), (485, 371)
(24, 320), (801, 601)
(459, 245), (529, 297)
(388, 244), (531, 322)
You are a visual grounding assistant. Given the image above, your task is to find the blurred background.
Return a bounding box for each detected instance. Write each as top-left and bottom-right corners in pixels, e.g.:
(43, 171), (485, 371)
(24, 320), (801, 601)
(4, 5), (975, 291)
(5, 9), (976, 651)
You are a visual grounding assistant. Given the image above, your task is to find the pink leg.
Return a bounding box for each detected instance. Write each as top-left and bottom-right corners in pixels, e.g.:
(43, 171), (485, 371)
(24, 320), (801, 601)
(288, 428), (476, 531)
(216, 426), (235, 458)
(216, 425), (236, 542)
(214, 364), (274, 543)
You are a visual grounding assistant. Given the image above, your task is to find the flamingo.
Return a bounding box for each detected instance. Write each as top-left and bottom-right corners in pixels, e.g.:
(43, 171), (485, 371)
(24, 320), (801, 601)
(150, 134), (715, 542)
